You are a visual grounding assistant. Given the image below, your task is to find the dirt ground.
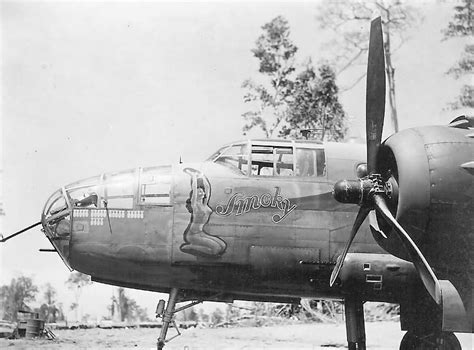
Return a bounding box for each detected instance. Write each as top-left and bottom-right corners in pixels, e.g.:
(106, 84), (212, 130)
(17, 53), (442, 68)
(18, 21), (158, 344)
(1, 322), (472, 350)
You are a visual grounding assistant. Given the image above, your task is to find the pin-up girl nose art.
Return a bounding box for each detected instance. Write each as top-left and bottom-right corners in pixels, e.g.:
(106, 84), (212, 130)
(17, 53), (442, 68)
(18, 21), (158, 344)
(180, 168), (227, 258)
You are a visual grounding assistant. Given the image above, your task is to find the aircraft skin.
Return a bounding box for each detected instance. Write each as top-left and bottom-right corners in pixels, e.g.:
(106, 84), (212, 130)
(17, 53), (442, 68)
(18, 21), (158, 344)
(42, 139), (419, 306)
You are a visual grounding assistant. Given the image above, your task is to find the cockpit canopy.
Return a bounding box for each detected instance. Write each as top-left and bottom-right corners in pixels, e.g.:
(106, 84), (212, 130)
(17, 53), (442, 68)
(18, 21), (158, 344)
(208, 140), (326, 177)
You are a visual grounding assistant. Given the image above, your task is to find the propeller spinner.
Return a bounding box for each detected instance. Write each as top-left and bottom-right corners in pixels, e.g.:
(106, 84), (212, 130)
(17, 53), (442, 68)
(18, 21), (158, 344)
(330, 17), (442, 306)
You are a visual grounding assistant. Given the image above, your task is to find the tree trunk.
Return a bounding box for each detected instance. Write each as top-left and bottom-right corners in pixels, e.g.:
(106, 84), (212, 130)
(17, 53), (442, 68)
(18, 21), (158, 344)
(384, 22), (399, 133)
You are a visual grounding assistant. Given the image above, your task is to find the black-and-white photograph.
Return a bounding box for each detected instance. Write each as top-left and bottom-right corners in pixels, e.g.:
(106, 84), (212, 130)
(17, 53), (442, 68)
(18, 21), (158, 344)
(1, 1), (472, 349)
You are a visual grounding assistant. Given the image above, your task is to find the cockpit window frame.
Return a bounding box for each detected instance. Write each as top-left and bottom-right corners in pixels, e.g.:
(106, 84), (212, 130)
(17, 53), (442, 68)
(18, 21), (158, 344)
(249, 143), (295, 177)
(138, 165), (173, 207)
(101, 168), (137, 209)
(210, 141), (251, 175)
(57, 166), (174, 211)
(210, 140), (327, 179)
(295, 147), (327, 177)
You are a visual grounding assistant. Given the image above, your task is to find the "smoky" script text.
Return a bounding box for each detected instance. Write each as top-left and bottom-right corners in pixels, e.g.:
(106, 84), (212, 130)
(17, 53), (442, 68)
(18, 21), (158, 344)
(215, 187), (297, 223)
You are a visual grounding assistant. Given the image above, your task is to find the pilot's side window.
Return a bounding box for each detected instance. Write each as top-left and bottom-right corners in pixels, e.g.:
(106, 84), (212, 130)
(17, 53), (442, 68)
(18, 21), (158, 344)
(251, 145), (294, 176)
(213, 144), (249, 175)
(296, 148), (326, 177)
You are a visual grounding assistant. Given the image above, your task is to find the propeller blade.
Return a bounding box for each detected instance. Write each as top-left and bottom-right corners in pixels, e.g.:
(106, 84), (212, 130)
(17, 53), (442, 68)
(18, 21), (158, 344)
(366, 17), (386, 174)
(330, 206), (371, 287)
(0, 221), (42, 243)
(373, 194), (441, 304)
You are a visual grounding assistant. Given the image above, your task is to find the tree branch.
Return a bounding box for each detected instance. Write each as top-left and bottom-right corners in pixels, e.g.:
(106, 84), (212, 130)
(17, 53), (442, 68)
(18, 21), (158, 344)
(340, 73), (367, 93)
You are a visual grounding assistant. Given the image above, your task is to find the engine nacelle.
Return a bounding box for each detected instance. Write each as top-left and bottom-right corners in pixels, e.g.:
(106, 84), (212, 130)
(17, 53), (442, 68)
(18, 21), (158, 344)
(339, 253), (419, 302)
(373, 126), (473, 272)
(371, 125), (473, 328)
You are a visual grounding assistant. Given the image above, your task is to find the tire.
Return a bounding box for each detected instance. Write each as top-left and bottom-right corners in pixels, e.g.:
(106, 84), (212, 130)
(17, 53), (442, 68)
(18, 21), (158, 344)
(400, 331), (461, 350)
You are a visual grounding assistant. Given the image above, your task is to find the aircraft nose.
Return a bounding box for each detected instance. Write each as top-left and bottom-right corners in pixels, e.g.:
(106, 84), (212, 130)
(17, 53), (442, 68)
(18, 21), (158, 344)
(42, 166), (173, 270)
(42, 188), (74, 268)
(42, 173), (102, 269)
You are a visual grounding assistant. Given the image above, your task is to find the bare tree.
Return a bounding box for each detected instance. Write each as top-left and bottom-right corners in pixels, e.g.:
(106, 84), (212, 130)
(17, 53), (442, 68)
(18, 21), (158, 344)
(109, 287), (149, 322)
(65, 271), (92, 321)
(316, 0), (422, 133)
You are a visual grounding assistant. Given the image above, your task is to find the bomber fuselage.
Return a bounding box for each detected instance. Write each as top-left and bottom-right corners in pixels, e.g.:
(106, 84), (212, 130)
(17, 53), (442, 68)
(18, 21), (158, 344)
(42, 139), (416, 303)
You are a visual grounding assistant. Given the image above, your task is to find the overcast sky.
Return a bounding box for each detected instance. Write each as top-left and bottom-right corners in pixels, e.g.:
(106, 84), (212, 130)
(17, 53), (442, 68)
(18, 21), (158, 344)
(0, 0), (469, 320)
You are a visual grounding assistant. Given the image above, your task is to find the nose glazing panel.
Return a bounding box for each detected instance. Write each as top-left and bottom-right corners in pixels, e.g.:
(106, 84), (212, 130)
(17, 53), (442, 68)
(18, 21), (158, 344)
(42, 188), (73, 269)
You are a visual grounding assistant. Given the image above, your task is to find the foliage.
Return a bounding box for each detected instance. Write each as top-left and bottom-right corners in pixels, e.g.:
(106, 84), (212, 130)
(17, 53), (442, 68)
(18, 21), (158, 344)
(281, 64), (347, 141)
(316, 0), (421, 77)
(210, 307), (224, 325)
(65, 271), (92, 321)
(66, 271), (92, 290)
(316, 0), (422, 133)
(242, 16), (297, 137)
(225, 303), (243, 322)
(70, 302), (78, 311)
(447, 44), (474, 79)
(175, 306), (199, 322)
(243, 16), (347, 140)
(187, 300), (401, 328)
(443, 0), (473, 38)
(0, 276), (38, 321)
(454, 85), (474, 109)
(228, 301), (303, 326)
(109, 287), (149, 322)
(443, 0), (473, 109)
(198, 308), (209, 323)
(37, 283), (63, 323)
(81, 313), (91, 323)
(187, 307), (198, 322)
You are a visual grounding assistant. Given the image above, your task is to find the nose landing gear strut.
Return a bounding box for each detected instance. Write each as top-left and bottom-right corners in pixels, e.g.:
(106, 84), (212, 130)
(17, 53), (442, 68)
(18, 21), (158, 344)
(155, 288), (202, 350)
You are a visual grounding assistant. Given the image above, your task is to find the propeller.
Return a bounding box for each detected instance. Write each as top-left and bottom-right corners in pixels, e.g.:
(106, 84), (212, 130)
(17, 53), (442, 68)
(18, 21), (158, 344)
(372, 195), (441, 304)
(330, 17), (386, 288)
(365, 16), (386, 174)
(330, 17), (442, 306)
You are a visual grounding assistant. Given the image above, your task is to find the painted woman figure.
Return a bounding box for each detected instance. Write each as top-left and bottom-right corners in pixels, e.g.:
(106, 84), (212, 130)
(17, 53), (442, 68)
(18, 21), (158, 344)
(180, 168), (227, 258)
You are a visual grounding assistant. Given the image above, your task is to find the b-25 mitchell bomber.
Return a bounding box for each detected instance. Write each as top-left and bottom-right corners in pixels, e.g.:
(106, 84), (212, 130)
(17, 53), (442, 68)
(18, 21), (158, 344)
(2, 17), (472, 350)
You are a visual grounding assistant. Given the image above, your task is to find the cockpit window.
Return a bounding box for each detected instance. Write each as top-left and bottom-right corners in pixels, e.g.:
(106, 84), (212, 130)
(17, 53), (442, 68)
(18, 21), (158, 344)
(211, 143), (249, 175)
(209, 142), (326, 178)
(102, 170), (136, 209)
(140, 166), (172, 205)
(295, 148), (326, 177)
(66, 175), (102, 209)
(251, 145), (294, 176)
(62, 166), (173, 210)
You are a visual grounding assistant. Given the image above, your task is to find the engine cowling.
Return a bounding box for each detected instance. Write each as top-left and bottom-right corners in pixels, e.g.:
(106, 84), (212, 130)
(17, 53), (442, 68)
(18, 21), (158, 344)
(372, 125), (473, 278)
